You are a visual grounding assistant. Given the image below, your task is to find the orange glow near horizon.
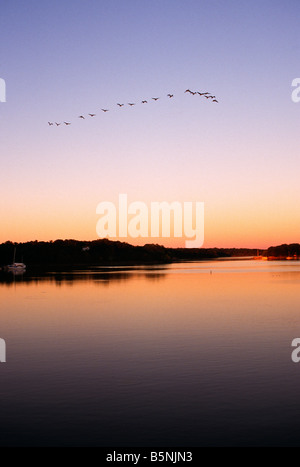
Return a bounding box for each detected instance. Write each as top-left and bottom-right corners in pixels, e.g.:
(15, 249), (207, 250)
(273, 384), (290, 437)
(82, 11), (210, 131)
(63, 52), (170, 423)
(1, 190), (299, 249)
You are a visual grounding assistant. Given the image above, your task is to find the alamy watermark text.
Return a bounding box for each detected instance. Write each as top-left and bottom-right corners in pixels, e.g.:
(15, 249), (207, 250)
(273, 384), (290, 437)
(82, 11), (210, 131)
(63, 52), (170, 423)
(0, 78), (6, 103)
(292, 78), (300, 103)
(0, 339), (6, 363)
(96, 194), (204, 248)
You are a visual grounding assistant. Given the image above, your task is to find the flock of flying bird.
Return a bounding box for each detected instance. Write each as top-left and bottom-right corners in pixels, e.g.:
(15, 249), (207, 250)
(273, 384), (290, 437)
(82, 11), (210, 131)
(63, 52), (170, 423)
(47, 89), (219, 126)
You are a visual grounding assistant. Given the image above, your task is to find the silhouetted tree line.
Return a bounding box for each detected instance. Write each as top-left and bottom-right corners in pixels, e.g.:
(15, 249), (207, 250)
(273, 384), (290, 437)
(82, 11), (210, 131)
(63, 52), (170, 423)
(266, 243), (300, 258)
(0, 239), (259, 269)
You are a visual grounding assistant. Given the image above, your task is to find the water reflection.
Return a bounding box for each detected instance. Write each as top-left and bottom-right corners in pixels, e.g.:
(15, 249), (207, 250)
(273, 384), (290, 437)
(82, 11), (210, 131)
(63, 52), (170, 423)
(0, 267), (167, 287)
(2, 259), (300, 286)
(1, 260), (300, 446)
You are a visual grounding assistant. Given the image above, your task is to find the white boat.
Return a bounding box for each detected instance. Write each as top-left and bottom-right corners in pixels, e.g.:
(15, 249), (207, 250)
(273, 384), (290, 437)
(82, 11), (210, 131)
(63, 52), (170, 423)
(7, 262), (26, 272)
(7, 247), (26, 272)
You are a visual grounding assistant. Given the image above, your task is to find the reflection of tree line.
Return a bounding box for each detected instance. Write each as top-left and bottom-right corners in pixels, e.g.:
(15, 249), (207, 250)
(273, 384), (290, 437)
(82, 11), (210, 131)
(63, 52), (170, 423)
(0, 239), (258, 269)
(0, 269), (166, 286)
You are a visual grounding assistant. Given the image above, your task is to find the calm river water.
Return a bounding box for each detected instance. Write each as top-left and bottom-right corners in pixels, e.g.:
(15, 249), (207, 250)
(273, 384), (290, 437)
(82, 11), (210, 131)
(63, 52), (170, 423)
(1, 259), (300, 446)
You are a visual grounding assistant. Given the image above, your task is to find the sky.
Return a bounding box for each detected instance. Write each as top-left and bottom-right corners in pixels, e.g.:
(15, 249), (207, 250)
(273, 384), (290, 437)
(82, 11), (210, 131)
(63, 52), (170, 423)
(1, 0), (300, 248)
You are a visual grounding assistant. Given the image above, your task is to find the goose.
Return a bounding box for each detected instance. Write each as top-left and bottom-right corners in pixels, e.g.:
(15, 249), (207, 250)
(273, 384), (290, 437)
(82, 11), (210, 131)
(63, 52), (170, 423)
(141, 100), (148, 104)
(167, 94), (174, 98)
(152, 97), (159, 101)
(89, 113), (96, 117)
(48, 122), (53, 126)
(117, 103), (124, 107)
(101, 109), (109, 112)
(64, 122), (71, 125)
(128, 103), (135, 106)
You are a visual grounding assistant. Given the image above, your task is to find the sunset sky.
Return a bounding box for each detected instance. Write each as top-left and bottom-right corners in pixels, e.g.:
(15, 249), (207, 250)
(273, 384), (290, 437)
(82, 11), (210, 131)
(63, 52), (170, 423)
(1, 0), (299, 248)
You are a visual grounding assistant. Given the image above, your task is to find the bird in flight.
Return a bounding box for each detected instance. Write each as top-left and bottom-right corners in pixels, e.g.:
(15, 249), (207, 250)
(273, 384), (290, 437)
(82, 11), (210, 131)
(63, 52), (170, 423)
(49, 87), (219, 126)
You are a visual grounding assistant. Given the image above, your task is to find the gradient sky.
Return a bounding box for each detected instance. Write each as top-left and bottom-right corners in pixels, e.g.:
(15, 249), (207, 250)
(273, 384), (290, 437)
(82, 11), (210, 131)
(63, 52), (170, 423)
(1, 0), (300, 248)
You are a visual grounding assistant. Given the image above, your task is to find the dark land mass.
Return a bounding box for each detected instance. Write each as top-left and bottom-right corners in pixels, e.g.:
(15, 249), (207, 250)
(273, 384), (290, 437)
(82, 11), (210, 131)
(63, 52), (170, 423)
(0, 239), (259, 270)
(266, 243), (300, 260)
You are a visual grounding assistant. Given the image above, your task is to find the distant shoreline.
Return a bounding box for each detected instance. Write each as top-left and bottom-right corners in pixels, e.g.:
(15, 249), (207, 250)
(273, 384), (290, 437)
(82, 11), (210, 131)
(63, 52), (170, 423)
(0, 239), (260, 269)
(1, 239), (299, 269)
